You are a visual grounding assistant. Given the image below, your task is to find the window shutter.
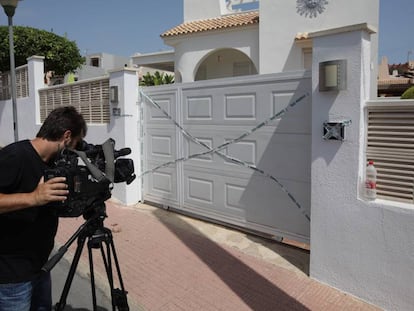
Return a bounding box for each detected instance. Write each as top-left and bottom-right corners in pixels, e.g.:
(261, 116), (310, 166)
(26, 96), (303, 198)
(39, 78), (110, 124)
(366, 106), (414, 203)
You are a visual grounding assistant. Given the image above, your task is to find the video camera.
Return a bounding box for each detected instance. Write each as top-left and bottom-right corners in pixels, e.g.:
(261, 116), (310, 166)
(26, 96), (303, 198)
(44, 138), (135, 218)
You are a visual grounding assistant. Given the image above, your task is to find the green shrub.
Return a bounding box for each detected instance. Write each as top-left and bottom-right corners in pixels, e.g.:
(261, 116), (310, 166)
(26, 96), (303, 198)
(401, 86), (414, 99)
(139, 71), (174, 86)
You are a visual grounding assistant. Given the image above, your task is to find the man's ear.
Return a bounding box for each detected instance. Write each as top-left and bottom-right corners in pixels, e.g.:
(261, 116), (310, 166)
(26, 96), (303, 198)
(63, 130), (72, 140)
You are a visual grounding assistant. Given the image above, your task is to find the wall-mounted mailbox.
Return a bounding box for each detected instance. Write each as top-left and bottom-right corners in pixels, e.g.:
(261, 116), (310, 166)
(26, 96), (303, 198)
(112, 107), (121, 116)
(110, 86), (119, 103)
(323, 121), (346, 141)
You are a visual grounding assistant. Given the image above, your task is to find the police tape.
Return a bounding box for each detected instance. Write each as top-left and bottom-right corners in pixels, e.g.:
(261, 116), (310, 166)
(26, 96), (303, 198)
(139, 90), (310, 221)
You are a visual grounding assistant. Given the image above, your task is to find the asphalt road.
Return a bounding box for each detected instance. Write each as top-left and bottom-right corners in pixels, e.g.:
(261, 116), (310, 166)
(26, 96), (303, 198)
(51, 256), (113, 311)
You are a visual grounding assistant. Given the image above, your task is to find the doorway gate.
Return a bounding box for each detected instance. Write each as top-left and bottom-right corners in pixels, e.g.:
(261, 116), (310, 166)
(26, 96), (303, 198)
(140, 72), (311, 244)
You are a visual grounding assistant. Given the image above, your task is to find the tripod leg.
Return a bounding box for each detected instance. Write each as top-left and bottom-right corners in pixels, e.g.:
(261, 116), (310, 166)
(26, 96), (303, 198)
(87, 241), (99, 311)
(109, 238), (128, 294)
(100, 242), (117, 311)
(89, 229), (129, 311)
(103, 228), (129, 311)
(55, 233), (87, 311)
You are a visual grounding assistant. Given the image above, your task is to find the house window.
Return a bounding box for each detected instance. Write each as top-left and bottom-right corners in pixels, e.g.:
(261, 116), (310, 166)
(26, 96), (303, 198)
(365, 104), (414, 204)
(90, 57), (100, 67)
(303, 48), (312, 70)
(233, 62), (252, 76)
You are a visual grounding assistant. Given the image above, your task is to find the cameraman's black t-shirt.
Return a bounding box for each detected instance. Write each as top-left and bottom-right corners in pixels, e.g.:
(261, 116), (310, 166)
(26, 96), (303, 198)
(0, 140), (58, 283)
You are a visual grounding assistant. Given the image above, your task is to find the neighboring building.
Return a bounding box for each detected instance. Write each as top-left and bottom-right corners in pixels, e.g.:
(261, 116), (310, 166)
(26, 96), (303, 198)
(44, 52), (132, 86)
(378, 56), (414, 97)
(131, 50), (175, 82)
(75, 52), (132, 81)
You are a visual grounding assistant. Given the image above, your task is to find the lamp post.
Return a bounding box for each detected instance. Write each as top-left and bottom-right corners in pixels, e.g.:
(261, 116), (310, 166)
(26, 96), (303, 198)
(1, 0), (20, 142)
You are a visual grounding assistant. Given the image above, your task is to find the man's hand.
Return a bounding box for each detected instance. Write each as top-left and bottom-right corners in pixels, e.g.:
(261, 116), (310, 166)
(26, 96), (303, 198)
(0, 177), (69, 214)
(33, 177), (69, 206)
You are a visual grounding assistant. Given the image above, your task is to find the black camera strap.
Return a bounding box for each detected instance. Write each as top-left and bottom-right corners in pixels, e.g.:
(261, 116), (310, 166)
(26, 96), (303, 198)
(71, 139), (115, 183)
(72, 149), (108, 183)
(101, 139), (115, 183)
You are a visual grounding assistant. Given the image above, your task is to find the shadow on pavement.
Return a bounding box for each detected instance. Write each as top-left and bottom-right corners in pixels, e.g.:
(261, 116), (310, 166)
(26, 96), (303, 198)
(152, 208), (310, 311)
(245, 233), (310, 274)
(151, 203), (310, 274)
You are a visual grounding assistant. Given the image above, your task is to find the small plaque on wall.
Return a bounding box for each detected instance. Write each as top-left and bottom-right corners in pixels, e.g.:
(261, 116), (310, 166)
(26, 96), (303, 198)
(112, 108), (121, 116)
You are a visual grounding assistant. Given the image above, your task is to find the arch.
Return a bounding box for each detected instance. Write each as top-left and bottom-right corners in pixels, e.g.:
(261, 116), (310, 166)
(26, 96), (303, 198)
(194, 48), (258, 81)
(174, 70), (182, 83)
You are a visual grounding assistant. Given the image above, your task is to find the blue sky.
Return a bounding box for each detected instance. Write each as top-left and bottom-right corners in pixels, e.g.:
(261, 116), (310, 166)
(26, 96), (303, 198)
(3, 0), (413, 64)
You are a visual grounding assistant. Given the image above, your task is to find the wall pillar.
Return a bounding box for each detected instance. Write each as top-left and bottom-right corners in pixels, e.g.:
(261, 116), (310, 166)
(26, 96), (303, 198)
(27, 56), (45, 125)
(309, 24), (384, 305)
(108, 68), (141, 204)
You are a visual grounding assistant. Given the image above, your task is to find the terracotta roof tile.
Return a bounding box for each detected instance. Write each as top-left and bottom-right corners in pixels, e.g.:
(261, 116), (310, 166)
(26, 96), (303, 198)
(161, 11), (259, 38)
(295, 32), (310, 40)
(378, 78), (411, 85)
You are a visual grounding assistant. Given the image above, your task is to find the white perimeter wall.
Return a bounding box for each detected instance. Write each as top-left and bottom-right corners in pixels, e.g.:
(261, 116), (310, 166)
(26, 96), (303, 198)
(310, 25), (414, 311)
(0, 57), (141, 205)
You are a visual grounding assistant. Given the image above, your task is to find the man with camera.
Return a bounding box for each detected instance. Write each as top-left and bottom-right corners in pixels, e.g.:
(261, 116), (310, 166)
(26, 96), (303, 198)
(0, 106), (87, 311)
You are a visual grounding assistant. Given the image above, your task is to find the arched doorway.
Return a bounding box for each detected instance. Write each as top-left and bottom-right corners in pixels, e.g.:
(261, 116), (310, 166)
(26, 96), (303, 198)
(195, 48), (257, 81)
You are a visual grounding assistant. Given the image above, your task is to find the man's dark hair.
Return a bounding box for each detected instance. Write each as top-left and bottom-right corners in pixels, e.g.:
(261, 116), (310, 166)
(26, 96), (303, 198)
(36, 106), (87, 140)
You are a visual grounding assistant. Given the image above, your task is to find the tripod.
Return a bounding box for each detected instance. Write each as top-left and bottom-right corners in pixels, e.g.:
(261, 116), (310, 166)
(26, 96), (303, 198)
(43, 202), (129, 311)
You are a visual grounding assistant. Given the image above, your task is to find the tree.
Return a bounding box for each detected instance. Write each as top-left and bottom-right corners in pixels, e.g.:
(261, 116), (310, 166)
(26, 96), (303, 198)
(0, 26), (84, 76)
(401, 86), (414, 99)
(139, 71), (175, 86)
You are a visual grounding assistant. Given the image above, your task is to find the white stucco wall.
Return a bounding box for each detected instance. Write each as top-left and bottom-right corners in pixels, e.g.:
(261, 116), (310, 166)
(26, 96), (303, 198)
(260, 0), (378, 98)
(0, 56), (44, 147)
(260, 0), (379, 72)
(310, 25), (414, 311)
(183, 0), (223, 22)
(106, 69), (141, 204)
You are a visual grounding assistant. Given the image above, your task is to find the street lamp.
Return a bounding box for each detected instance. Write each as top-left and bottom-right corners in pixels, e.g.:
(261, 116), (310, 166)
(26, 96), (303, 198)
(1, 0), (20, 142)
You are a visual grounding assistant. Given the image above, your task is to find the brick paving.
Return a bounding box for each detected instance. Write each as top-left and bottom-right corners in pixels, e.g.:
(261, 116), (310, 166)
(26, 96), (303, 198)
(54, 200), (381, 311)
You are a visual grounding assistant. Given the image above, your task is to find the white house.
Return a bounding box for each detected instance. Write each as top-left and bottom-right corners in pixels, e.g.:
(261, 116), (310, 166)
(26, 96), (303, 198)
(134, 0), (378, 97)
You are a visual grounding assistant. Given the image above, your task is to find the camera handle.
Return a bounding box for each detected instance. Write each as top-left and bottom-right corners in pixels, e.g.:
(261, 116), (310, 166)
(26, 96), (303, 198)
(43, 207), (129, 311)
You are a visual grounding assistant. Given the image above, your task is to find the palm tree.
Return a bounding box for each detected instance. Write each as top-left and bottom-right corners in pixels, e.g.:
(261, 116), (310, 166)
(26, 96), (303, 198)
(139, 71), (174, 86)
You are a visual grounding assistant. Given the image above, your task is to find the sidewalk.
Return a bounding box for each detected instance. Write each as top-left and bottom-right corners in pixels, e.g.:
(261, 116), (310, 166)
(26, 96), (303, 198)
(54, 200), (381, 311)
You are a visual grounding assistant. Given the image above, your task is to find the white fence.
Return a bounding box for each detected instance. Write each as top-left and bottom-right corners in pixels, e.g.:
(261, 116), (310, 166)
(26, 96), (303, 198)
(39, 77), (110, 124)
(0, 65), (29, 100)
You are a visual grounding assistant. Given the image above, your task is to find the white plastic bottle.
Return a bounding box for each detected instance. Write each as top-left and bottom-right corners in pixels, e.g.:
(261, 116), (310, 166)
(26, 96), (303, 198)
(365, 160), (377, 200)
